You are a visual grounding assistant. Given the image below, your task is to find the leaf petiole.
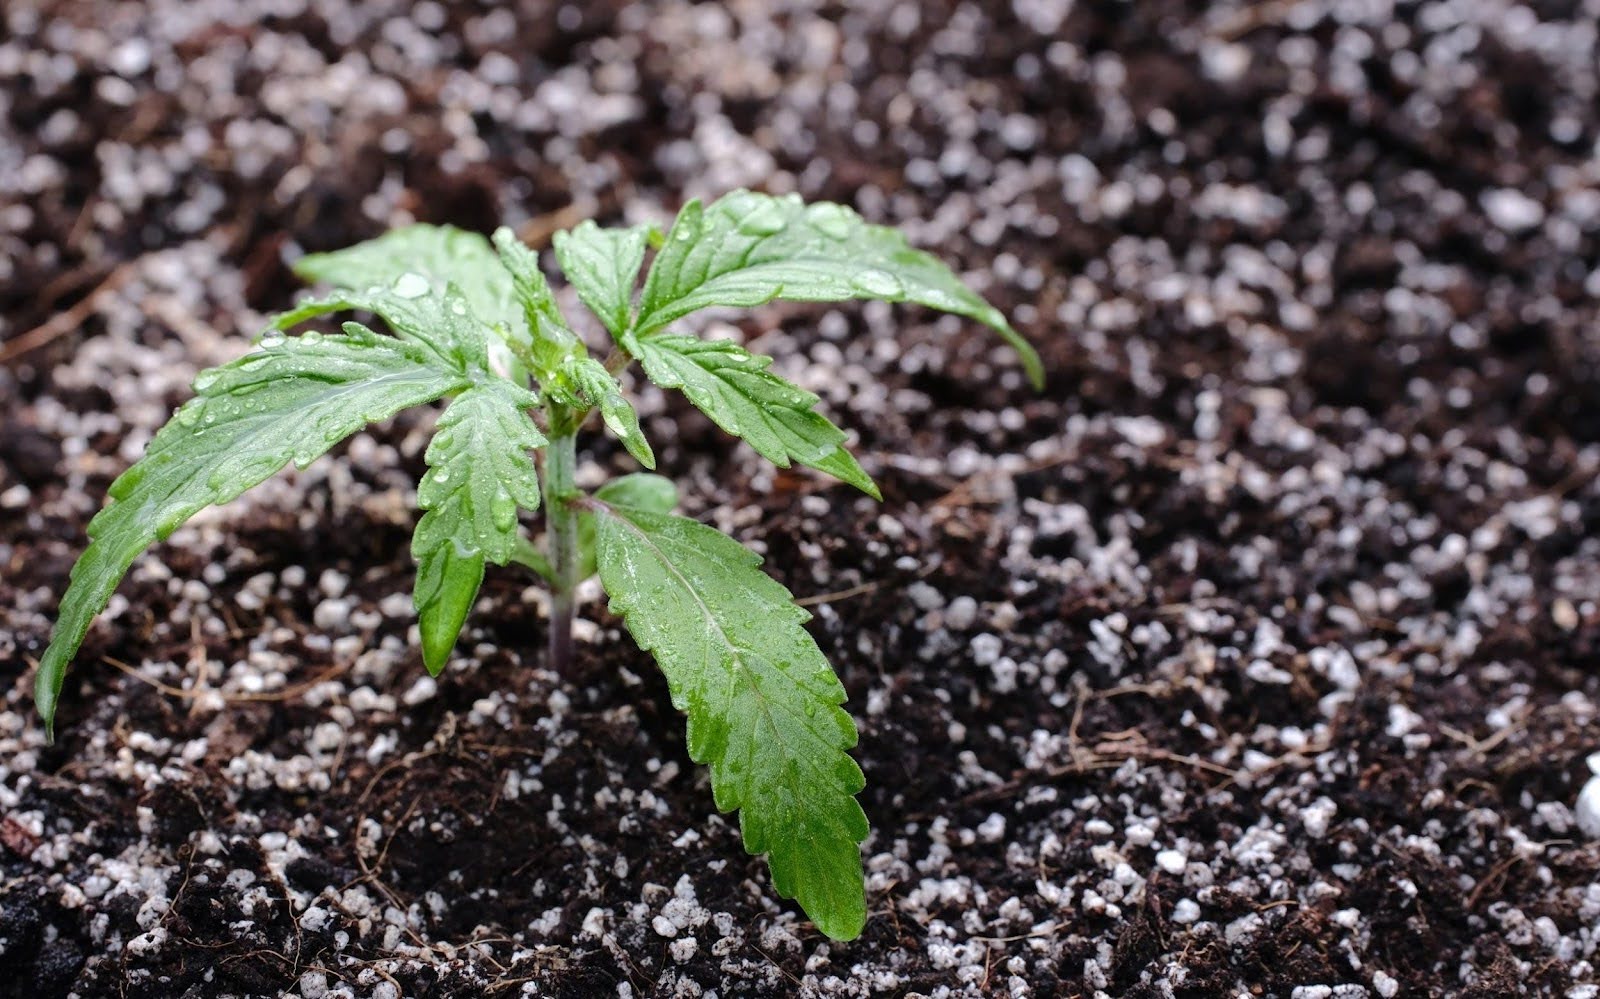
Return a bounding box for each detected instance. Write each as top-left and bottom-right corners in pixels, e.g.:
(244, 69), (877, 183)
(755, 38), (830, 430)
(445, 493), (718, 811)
(510, 534), (556, 583)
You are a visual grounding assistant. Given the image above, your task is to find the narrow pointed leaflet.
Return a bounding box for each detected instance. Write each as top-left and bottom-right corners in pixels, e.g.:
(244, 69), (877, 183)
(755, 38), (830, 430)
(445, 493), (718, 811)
(631, 333), (876, 496)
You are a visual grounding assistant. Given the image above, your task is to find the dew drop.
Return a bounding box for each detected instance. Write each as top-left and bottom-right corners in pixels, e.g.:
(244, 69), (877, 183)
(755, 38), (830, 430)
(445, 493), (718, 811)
(449, 299), (467, 316)
(852, 269), (903, 298)
(672, 213), (702, 242)
(192, 370), (220, 393)
(301, 330), (324, 344)
(490, 490), (518, 532)
(805, 203), (855, 240)
(432, 468), (452, 484)
(238, 456), (283, 483)
(175, 405), (201, 428)
(736, 199), (787, 237)
(393, 272), (431, 299)
(259, 330), (286, 348)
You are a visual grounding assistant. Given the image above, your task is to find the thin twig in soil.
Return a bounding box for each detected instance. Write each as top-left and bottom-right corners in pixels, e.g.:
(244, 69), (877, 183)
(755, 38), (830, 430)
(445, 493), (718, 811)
(794, 578), (882, 607)
(1466, 854), (1527, 911)
(518, 201), (595, 247)
(0, 262), (135, 364)
(751, 943), (804, 987)
(927, 455), (1071, 511)
(970, 922), (1062, 944)
(101, 653), (356, 704)
(1439, 718), (1525, 758)
(186, 618), (210, 718)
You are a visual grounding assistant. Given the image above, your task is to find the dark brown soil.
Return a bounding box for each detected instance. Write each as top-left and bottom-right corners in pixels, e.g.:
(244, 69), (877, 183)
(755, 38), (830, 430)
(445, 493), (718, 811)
(3, 1), (1599, 997)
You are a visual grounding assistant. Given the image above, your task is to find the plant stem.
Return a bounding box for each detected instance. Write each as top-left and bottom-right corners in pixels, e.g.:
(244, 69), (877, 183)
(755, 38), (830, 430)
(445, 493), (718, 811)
(544, 410), (580, 674)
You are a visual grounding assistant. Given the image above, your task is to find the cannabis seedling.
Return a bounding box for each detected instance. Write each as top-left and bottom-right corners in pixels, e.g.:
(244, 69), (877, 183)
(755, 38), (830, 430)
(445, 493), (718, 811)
(34, 190), (1042, 940)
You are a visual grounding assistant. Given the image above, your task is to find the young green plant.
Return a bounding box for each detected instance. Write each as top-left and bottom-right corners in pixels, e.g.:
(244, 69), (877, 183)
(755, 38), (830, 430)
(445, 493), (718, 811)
(32, 189), (1042, 941)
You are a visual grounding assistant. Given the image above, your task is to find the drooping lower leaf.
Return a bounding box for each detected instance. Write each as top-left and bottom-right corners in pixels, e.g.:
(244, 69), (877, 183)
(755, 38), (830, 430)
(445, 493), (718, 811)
(593, 504), (869, 940)
(34, 326), (468, 736)
(413, 380), (546, 674)
(631, 333), (877, 497)
(634, 190), (1043, 388)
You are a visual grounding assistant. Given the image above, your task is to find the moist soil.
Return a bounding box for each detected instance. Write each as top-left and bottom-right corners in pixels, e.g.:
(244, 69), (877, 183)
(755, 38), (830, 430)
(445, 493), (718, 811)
(3, 1), (1600, 997)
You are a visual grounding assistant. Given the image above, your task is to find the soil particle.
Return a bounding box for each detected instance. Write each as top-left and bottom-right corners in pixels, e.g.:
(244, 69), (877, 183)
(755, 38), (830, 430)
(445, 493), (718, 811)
(3, 0), (1600, 997)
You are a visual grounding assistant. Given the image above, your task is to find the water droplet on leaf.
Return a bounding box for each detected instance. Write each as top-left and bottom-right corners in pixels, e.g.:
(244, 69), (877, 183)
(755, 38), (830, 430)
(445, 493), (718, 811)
(393, 272), (430, 299)
(851, 269), (903, 298)
(737, 200), (787, 237)
(805, 203), (855, 240)
(490, 490), (517, 532)
(672, 212), (702, 242)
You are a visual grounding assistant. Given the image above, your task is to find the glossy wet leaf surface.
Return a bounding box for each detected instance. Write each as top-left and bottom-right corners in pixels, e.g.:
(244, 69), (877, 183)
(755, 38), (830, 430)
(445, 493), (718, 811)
(634, 190), (1042, 387)
(413, 379), (546, 674)
(593, 503), (869, 940)
(33, 326), (467, 734)
(632, 333), (877, 497)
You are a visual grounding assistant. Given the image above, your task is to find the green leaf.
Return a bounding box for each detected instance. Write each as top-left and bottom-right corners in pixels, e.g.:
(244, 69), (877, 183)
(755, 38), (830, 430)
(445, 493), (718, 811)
(294, 224), (523, 336)
(596, 473), (678, 512)
(267, 282), (491, 372)
(494, 227), (656, 468)
(413, 380), (546, 674)
(634, 190), (1042, 388)
(553, 220), (654, 336)
(491, 227), (565, 333)
(632, 333), (877, 498)
(35, 326), (468, 736)
(565, 358), (655, 469)
(574, 473), (677, 580)
(593, 504), (868, 940)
